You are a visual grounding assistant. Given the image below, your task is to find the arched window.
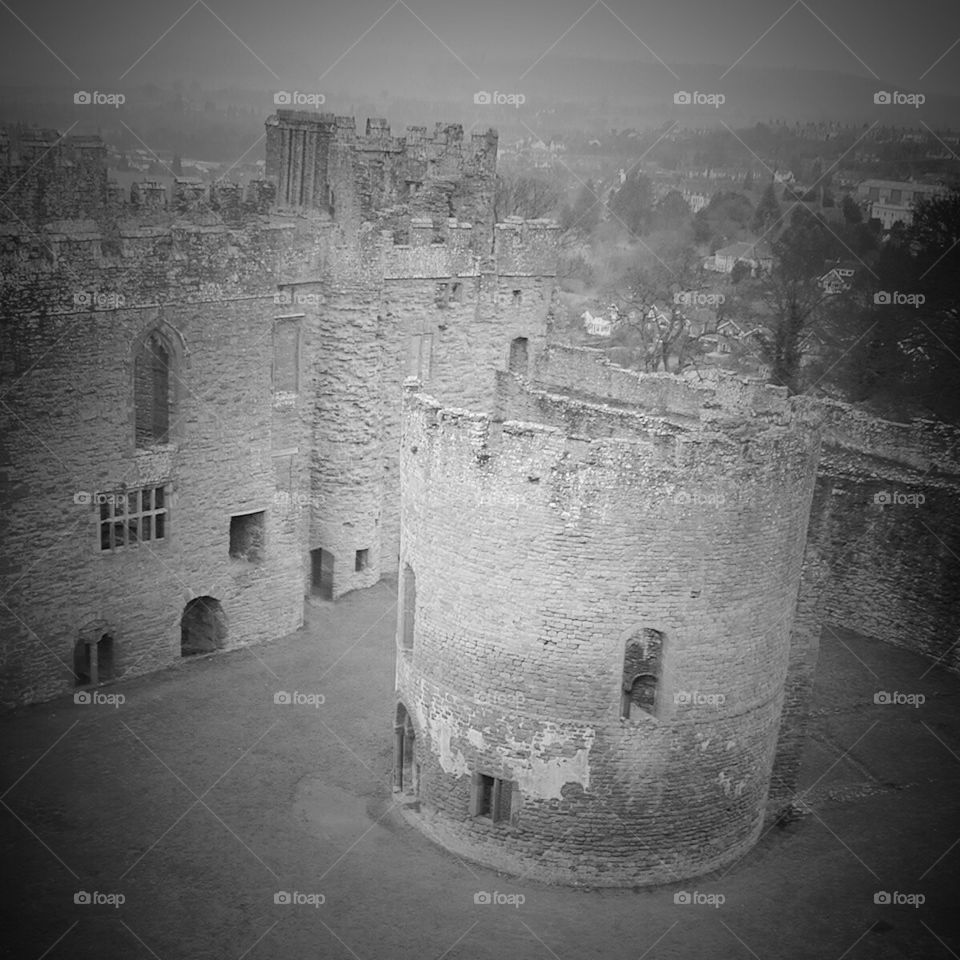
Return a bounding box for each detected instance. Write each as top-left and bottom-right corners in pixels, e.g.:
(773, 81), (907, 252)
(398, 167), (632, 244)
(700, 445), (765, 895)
(620, 628), (664, 719)
(134, 329), (173, 447)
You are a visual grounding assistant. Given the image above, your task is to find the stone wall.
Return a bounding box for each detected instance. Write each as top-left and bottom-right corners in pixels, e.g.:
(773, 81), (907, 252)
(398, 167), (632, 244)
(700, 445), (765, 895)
(0, 291), (311, 706)
(534, 343), (792, 420)
(396, 380), (822, 885)
(807, 407), (960, 674)
(0, 115), (560, 696)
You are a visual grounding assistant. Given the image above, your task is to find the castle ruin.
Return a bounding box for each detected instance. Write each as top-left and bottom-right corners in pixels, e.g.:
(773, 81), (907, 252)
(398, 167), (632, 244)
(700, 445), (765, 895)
(1, 111), (958, 888)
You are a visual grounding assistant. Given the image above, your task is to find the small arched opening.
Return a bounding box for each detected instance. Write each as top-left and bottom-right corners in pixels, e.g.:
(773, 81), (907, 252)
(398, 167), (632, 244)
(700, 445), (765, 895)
(180, 597), (228, 657)
(74, 624), (117, 686)
(620, 628), (665, 719)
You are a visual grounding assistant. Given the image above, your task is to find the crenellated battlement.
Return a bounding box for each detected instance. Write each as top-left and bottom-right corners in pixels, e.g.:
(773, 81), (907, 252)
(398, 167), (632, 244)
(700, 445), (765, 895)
(405, 371), (821, 487)
(1, 112), (500, 242)
(264, 111), (498, 252)
(265, 111), (481, 153)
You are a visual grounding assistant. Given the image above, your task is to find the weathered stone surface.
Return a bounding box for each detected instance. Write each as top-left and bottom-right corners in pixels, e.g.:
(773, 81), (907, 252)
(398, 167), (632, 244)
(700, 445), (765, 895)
(396, 371), (823, 885)
(0, 116), (557, 708)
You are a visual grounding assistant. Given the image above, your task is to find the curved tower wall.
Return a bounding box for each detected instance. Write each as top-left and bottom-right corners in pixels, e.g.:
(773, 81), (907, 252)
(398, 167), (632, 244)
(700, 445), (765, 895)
(396, 382), (821, 885)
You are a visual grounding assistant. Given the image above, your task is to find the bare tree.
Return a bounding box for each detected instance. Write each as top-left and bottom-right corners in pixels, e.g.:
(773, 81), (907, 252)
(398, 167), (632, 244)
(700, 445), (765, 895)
(608, 232), (711, 372)
(494, 172), (562, 221)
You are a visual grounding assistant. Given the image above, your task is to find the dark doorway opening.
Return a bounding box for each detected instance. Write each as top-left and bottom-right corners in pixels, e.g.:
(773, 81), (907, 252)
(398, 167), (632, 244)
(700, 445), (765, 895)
(180, 597), (228, 657)
(508, 336), (529, 375)
(311, 548), (335, 600)
(74, 633), (115, 686)
(394, 703), (417, 796)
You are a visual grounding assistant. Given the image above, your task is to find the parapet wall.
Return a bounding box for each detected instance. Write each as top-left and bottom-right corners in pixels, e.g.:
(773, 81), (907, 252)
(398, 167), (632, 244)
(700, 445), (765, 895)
(0, 128), (278, 227)
(0, 216), (326, 322)
(397, 377), (822, 885)
(807, 400), (960, 675)
(534, 344), (794, 421)
(0, 131), (109, 223)
(817, 399), (960, 476)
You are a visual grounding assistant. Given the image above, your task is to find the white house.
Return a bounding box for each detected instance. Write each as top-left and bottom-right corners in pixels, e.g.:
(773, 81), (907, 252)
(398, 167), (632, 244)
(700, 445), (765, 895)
(582, 310), (613, 337)
(857, 178), (947, 229)
(706, 241), (773, 275)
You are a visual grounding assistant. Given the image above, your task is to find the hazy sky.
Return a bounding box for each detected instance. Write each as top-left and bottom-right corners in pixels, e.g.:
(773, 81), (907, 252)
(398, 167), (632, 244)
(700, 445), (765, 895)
(0, 0), (957, 95)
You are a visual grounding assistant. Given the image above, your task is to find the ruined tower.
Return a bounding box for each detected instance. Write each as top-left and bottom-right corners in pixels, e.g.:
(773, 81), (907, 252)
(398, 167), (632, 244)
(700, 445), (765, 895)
(394, 350), (823, 886)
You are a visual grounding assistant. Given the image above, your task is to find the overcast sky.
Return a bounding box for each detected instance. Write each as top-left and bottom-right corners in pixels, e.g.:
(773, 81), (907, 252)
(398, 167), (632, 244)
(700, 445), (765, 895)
(0, 0), (956, 96)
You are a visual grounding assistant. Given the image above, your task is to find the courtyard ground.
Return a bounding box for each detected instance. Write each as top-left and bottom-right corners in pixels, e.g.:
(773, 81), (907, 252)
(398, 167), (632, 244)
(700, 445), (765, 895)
(1, 579), (958, 959)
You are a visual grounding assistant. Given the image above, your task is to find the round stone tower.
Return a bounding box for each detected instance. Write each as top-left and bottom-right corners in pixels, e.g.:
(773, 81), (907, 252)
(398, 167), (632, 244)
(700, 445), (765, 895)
(394, 371), (822, 886)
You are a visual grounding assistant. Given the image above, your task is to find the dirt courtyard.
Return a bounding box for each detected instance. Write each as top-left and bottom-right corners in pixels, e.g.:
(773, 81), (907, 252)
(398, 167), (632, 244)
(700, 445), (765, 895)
(1, 579), (958, 959)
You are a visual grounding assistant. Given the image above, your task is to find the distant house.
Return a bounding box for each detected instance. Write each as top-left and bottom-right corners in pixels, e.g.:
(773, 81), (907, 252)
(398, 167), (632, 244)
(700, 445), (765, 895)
(818, 260), (857, 295)
(706, 241), (773, 275)
(582, 310), (613, 337)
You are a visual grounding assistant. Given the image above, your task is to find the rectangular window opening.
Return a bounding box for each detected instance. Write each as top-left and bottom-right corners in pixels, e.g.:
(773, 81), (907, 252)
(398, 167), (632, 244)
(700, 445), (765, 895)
(470, 773), (511, 822)
(355, 548), (369, 572)
(229, 511), (266, 563)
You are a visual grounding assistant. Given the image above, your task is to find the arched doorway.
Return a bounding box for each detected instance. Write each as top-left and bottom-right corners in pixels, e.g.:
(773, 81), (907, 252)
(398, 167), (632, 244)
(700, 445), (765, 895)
(180, 597), (228, 656)
(394, 703), (418, 796)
